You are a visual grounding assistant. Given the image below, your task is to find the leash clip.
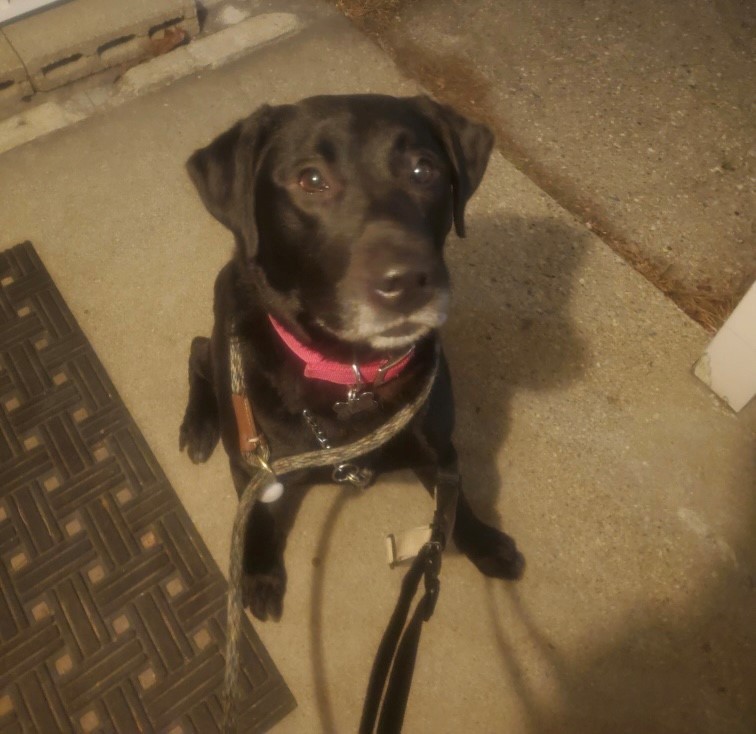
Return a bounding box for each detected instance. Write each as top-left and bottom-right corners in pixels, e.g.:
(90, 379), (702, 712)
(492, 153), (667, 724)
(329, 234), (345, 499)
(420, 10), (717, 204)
(246, 441), (271, 471)
(244, 443), (284, 503)
(332, 462), (374, 489)
(333, 346), (415, 420)
(304, 410), (374, 489)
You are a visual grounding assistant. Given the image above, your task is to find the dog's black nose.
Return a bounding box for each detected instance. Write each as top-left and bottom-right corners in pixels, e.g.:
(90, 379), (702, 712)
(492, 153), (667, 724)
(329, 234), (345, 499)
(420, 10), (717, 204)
(373, 266), (433, 312)
(357, 221), (448, 314)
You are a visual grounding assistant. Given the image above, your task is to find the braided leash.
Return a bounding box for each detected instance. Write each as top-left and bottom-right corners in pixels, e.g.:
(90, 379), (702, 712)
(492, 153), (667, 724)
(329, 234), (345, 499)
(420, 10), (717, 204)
(221, 338), (440, 732)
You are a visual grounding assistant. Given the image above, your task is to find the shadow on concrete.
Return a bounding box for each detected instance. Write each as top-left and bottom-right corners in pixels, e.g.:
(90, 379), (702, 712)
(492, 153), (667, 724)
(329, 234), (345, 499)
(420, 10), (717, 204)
(483, 579), (552, 731)
(301, 213), (755, 732)
(451, 218), (756, 732)
(443, 214), (590, 525)
(302, 213), (590, 730)
(484, 533), (756, 734)
(308, 490), (351, 734)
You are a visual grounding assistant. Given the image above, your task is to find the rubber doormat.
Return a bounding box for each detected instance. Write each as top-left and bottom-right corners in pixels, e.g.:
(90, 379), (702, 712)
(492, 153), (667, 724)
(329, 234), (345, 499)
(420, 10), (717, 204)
(0, 242), (295, 733)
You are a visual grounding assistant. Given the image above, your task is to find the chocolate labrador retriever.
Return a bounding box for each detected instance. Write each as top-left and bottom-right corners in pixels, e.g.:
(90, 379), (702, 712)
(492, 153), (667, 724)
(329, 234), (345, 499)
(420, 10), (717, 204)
(180, 94), (523, 622)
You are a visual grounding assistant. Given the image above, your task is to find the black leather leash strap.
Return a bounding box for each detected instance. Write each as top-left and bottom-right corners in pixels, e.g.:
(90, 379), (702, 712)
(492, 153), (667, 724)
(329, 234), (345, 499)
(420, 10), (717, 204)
(359, 542), (440, 734)
(360, 476), (459, 734)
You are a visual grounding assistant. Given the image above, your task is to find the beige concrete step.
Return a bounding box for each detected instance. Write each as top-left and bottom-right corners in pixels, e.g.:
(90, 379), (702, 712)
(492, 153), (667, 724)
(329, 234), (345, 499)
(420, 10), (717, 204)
(0, 31), (31, 109)
(2, 0), (199, 92)
(0, 12), (301, 156)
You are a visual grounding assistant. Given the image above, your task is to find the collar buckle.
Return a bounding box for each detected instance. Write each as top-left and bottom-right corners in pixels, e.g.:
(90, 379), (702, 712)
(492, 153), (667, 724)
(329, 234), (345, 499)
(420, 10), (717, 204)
(333, 346), (416, 420)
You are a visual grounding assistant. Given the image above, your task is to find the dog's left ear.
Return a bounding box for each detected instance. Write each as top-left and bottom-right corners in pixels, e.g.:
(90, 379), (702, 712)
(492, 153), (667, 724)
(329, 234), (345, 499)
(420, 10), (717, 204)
(413, 96), (494, 237)
(186, 105), (276, 260)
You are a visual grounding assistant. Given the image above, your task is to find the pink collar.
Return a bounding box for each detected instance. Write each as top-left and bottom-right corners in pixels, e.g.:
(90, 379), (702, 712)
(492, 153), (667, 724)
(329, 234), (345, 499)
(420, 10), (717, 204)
(269, 316), (414, 386)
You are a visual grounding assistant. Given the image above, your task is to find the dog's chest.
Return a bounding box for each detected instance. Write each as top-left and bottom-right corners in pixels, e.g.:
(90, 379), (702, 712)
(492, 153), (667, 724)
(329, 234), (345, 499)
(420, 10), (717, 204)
(243, 368), (417, 463)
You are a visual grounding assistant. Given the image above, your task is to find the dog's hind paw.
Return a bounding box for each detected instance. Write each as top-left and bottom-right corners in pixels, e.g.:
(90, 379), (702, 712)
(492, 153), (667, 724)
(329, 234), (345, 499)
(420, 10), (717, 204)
(179, 409), (220, 464)
(243, 567), (286, 622)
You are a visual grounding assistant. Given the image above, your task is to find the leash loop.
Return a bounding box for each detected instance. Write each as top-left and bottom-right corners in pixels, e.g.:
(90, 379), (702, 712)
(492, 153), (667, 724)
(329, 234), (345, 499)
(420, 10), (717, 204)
(221, 334), (441, 732)
(359, 537), (445, 734)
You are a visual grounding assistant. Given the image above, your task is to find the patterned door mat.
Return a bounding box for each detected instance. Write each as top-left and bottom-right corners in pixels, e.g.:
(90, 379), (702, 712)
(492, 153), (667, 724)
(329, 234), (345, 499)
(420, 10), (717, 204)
(0, 243), (295, 733)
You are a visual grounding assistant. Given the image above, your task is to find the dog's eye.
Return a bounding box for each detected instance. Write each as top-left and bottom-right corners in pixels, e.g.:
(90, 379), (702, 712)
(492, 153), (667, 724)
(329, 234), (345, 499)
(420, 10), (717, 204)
(410, 158), (437, 185)
(298, 167), (329, 193)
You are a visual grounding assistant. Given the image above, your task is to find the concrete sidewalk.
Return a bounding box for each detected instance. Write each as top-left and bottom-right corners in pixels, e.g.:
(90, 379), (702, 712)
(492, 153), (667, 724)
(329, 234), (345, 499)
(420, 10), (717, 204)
(1, 7), (754, 734)
(0, 0), (199, 106)
(348, 0), (756, 326)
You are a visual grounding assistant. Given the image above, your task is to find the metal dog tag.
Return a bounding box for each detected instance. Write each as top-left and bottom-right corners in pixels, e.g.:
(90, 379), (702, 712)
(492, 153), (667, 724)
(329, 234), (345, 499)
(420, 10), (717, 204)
(334, 360), (381, 419)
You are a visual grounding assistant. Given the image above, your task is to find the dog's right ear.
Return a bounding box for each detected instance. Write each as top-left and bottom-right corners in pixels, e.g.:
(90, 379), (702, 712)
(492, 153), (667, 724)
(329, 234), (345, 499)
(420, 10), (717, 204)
(186, 105), (274, 258)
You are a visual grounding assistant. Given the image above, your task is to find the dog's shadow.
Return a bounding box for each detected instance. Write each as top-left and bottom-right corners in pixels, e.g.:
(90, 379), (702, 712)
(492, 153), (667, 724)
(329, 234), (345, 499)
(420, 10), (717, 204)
(442, 213), (589, 525)
(307, 213), (589, 731)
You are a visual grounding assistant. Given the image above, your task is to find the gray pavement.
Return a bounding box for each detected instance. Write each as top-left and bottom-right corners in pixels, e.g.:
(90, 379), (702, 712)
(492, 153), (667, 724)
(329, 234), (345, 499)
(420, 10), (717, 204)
(1, 6), (755, 734)
(357, 0), (756, 322)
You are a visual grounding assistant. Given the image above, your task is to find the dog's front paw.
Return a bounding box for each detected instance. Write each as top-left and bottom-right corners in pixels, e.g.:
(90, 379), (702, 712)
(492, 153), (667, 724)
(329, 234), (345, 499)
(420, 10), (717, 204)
(242, 565), (287, 622)
(458, 524), (525, 580)
(179, 408), (220, 464)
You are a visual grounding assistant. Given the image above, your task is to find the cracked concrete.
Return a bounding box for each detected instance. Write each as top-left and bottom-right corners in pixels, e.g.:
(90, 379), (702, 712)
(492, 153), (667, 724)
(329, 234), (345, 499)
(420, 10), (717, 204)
(0, 12), (301, 155)
(2, 0), (199, 91)
(0, 32), (31, 109)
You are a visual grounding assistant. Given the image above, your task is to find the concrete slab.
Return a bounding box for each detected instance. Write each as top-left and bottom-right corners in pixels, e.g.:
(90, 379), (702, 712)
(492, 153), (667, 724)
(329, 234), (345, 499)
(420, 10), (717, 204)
(0, 13), (302, 154)
(2, 0), (199, 91)
(184, 10), (299, 69)
(0, 31), (32, 108)
(0, 11), (754, 734)
(348, 0), (756, 321)
(0, 99), (86, 152)
(116, 12), (301, 99)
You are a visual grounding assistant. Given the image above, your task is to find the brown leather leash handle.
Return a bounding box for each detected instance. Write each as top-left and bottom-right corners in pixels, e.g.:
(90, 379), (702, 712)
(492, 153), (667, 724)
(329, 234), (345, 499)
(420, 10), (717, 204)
(231, 393), (264, 454)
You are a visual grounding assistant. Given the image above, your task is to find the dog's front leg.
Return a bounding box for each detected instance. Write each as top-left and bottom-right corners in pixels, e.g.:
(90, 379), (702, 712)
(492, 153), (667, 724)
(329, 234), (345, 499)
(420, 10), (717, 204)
(242, 500), (288, 621)
(451, 482), (525, 580)
(230, 464), (309, 621)
(179, 336), (221, 463)
(413, 445), (524, 580)
(413, 353), (524, 579)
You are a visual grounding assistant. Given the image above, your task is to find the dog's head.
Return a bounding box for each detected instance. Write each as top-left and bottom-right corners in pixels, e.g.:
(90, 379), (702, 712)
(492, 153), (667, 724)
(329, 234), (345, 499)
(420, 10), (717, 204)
(187, 94), (493, 350)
